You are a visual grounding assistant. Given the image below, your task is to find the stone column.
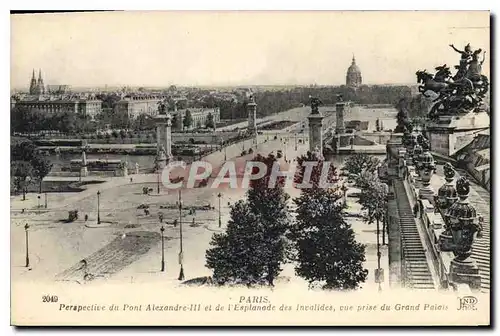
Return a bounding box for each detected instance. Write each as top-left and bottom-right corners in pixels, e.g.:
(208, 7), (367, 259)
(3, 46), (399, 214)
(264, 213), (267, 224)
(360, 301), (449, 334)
(335, 100), (347, 147)
(308, 112), (324, 154)
(174, 102), (183, 130)
(247, 96), (257, 134)
(155, 113), (173, 171)
(165, 114), (173, 158)
(438, 163), (458, 251)
(335, 101), (345, 135)
(80, 142), (89, 177)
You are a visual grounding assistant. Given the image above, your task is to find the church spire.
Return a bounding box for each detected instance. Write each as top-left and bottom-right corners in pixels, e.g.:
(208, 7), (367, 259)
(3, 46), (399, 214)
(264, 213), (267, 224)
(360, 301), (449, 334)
(29, 69), (37, 95)
(352, 54), (356, 64)
(37, 68), (45, 94)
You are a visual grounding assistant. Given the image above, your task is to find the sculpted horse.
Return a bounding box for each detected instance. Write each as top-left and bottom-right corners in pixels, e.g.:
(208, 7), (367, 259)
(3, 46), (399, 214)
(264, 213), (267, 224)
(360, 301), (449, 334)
(416, 70), (450, 98)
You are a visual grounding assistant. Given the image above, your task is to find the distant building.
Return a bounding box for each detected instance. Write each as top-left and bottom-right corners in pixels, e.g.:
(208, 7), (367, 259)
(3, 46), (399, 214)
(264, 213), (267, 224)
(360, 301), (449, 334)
(29, 69), (46, 95)
(173, 107), (220, 130)
(114, 95), (162, 119)
(15, 95), (102, 119)
(346, 55), (362, 88)
(46, 84), (71, 94)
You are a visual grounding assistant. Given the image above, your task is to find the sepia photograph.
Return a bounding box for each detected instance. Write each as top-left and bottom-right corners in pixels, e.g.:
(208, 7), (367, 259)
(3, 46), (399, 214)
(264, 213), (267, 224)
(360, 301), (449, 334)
(8, 9), (491, 326)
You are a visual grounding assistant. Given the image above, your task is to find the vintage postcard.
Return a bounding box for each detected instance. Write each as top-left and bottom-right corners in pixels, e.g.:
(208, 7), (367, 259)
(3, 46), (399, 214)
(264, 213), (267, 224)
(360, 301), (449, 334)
(10, 10), (491, 326)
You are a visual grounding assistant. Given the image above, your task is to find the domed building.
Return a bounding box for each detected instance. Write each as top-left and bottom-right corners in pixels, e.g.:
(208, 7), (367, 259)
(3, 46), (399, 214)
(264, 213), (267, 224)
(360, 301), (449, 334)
(346, 55), (362, 88)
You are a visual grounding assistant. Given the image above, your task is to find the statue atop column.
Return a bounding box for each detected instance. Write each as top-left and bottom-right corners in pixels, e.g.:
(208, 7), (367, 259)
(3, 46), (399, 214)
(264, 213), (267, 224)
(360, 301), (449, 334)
(158, 100), (168, 115)
(416, 42), (489, 120)
(309, 96), (323, 115)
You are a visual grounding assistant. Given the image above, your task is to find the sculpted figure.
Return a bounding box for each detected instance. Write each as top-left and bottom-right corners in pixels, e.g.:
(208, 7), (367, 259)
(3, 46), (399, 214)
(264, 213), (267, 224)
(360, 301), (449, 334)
(309, 96), (323, 114)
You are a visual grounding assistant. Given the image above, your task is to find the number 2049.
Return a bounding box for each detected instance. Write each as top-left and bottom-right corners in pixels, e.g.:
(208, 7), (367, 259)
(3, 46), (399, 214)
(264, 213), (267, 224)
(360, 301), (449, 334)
(42, 295), (58, 303)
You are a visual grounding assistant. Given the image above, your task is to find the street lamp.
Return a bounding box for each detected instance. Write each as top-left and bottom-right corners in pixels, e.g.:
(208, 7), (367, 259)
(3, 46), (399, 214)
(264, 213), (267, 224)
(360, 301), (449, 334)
(24, 223), (30, 268)
(97, 190), (101, 224)
(157, 168), (161, 195)
(217, 193), (222, 228)
(160, 225), (165, 272)
(178, 189), (185, 281)
(37, 195), (41, 209)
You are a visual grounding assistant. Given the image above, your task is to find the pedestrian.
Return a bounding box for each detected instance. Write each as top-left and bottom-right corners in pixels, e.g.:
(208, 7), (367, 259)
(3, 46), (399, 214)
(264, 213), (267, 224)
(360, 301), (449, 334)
(130, 177), (133, 183)
(413, 203), (418, 218)
(84, 214), (88, 222)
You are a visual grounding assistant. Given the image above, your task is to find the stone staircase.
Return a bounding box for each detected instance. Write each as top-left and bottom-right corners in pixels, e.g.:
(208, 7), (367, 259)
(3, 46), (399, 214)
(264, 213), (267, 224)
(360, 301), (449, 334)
(393, 179), (435, 290)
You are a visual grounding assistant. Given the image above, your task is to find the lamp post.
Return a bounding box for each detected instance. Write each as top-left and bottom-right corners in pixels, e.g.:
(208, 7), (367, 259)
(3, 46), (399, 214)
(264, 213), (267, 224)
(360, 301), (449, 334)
(157, 168), (160, 195)
(44, 192), (47, 209)
(24, 223), (30, 268)
(178, 189), (185, 281)
(217, 193), (222, 228)
(160, 225), (165, 272)
(97, 190), (101, 224)
(37, 195), (41, 209)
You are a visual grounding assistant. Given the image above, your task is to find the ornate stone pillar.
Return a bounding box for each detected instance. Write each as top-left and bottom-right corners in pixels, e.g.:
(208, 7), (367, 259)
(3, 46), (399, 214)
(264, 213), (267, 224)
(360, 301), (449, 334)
(80, 142), (89, 177)
(417, 151), (436, 202)
(155, 113), (173, 171)
(308, 98), (324, 154)
(247, 95), (257, 135)
(397, 149), (406, 179)
(438, 163), (458, 251)
(412, 144), (423, 175)
(447, 177), (482, 290)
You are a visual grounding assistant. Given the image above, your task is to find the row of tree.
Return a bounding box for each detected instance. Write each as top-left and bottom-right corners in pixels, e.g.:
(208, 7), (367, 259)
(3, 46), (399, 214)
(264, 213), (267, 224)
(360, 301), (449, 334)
(213, 85), (414, 120)
(11, 105), (217, 135)
(205, 152), (369, 289)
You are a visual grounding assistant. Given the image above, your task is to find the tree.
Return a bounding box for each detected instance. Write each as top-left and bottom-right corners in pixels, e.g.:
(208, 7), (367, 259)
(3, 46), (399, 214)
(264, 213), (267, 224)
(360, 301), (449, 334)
(205, 201), (266, 285)
(357, 171), (387, 223)
(356, 170), (388, 244)
(11, 161), (33, 200)
(183, 110), (193, 130)
(32, 155), (52, 193)
(171, 114), (178, 129)
(342, 153), (380, 180)
(132, 114), (155, 131)
(205, 112), (215, 129)
(291, 151), (368, 290)
(11, 139), (53, 193)
(205, 153), (291, 286)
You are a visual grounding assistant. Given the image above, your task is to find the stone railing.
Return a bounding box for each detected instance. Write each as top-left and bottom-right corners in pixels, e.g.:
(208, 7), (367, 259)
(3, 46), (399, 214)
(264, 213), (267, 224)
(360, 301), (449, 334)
(387, 133), (475, 294)
(401, 170), (475, 294)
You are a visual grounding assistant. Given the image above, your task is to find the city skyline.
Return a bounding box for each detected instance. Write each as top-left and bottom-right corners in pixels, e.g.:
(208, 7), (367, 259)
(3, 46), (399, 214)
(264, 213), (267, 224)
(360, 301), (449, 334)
(11, 11), (490, 89)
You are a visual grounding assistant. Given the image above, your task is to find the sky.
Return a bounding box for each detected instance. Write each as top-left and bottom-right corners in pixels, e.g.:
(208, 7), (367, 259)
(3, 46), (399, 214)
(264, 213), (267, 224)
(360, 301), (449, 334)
(10, 11), (490, 88)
